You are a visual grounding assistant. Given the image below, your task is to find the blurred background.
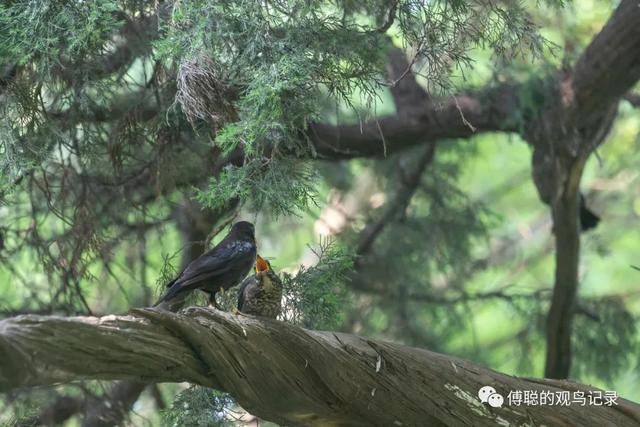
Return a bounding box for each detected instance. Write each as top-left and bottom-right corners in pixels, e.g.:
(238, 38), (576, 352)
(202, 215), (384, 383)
(1, 0), (639, 425)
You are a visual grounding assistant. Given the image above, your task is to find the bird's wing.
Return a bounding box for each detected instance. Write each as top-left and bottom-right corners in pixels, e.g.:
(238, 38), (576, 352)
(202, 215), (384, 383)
(154, 240), (255, 306)
(173, 240), (255, 291)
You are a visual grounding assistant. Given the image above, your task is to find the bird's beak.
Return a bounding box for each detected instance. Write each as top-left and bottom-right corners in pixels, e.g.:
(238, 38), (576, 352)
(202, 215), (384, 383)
(255, 255), (270, 273)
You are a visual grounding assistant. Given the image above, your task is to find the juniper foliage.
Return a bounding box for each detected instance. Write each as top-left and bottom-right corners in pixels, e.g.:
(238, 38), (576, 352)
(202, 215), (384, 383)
(280, 238), (353, 329)
(1, 0), (547, 218)
(162, 386), (234, 427)
(4, 0), (635, 424)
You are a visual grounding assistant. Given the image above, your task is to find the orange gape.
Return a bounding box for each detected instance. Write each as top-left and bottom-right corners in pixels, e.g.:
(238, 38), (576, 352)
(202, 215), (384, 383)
(255, 255), (269, 273)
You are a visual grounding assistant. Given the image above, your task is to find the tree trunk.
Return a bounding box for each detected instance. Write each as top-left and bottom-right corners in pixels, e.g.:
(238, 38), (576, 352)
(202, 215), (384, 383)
(1, 308), (639, 426)
(544, 157), (585, 379)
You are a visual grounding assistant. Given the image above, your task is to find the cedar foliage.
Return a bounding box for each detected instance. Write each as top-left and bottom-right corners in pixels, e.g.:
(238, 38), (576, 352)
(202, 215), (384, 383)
(1, 0), (639, 424)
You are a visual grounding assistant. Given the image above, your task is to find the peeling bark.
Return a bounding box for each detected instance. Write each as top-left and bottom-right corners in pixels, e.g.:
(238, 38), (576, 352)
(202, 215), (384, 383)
(1, 309), (639, 426)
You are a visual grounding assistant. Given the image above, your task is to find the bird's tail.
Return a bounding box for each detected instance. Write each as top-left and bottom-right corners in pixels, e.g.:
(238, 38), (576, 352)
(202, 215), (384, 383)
(152, 278), (180, 307)
(579, 194), (600, 232)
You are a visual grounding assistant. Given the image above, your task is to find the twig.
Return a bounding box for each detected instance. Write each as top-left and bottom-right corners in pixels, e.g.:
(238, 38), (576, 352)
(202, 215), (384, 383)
(355, 143), (436, 260)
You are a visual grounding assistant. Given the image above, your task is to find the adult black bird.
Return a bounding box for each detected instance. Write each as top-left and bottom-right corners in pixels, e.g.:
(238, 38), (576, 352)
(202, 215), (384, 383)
(237, 255), (283, 319)
(154, 221), (256, 308)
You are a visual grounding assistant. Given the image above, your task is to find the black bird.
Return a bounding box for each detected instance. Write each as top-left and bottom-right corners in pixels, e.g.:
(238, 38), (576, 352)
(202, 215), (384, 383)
(237, 255), (283, 319)
(154, 221), (257, 308)
(579, 193), (600, 232)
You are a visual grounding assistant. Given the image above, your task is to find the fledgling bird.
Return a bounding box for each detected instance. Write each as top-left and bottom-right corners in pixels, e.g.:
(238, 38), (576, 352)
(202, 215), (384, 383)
(154, 221), (256, 309)
(237, 255), (283, 319)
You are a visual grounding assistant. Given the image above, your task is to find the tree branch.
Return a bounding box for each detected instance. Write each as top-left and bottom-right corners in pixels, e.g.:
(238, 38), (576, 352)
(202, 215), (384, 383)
(1, 309), (639, 426)
(385, 47), (430, 113)
(308, 83), (517, 159)
(51, 6), (169, 84)
(570, 0), (640, 125)
(527, 0), (640, 379)
(544, 157), (586, 379)
(78, 200), (232, 424)
(355, 143), (436, 260)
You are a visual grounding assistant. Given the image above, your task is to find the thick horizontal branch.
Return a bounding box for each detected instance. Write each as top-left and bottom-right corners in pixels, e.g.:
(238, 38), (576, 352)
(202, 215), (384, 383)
(1, 309), (639, 426)
(308, 84), (518, 159)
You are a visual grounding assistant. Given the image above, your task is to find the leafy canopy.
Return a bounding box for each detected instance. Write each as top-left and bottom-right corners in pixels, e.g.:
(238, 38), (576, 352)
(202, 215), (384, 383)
(1, 0), (548, 215)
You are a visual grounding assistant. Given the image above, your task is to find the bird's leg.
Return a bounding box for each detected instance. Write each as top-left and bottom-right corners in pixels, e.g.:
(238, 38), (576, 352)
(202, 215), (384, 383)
(208, 293), (222, 310)
(233, 308), (249, 317)
(232, 306), (249, 317)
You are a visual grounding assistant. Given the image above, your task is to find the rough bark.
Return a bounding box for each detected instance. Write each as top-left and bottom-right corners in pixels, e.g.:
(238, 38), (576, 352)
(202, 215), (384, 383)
(1, 309), (639, 427)
(75, 200), (230, 425)
(544, 158), (585, 379)
(524, 0), (640, 379)
(569, 0), (640, 126)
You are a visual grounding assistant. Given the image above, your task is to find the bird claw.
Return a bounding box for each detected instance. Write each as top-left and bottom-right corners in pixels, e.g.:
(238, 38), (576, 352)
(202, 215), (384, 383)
(233, 308), (249, 317)
(207, 294), (223, 310)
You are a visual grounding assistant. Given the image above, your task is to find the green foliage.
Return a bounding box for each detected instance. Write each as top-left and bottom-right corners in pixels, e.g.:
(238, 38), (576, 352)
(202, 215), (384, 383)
(572, 298), (639, 383)
(162, 386), (234, 427)
(0, 0), (552, 217)
(196, 159), (318, 216)
(349, 149), (496, 348)
(154, 252), (180, 294)
(153, 0), (547, 214)
(365, 151), (493, 281)
(0, 391), (44, 427)
(159, 0), (387, 213)
(0, 123), (33, 196)
(5, 0), (640, 421)
(0, 1), (121, 70)
(281, 238), (354, 329)
(503, 67), (559, 132)
(0, 410), (37, 427)
(394, 0), (548, 92)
